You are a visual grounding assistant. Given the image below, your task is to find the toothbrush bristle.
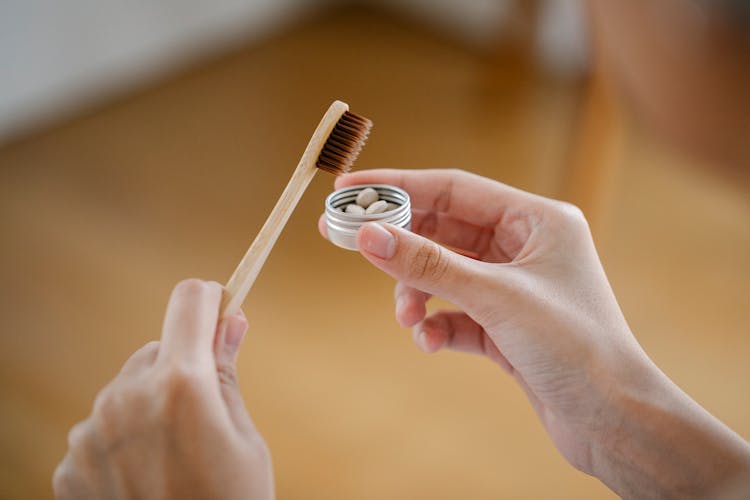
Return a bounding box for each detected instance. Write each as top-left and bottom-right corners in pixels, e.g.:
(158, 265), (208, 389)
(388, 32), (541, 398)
(316, 111), (373, 175)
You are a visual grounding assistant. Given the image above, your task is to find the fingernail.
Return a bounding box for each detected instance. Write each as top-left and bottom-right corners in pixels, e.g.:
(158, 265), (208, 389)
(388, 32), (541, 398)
(359, 223), (396, 259)
(224, 314), (247, 349)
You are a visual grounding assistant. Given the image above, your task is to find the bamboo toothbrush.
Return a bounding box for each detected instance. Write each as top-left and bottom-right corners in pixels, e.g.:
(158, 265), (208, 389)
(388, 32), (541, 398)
(220, 100), (372, 316)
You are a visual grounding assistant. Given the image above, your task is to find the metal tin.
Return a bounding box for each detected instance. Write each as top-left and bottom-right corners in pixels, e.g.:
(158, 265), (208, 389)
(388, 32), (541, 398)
(325, 184), (411, 251)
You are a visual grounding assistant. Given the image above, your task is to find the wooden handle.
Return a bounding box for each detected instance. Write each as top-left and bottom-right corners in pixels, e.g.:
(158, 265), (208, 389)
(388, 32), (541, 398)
(220, 100), (349, 317)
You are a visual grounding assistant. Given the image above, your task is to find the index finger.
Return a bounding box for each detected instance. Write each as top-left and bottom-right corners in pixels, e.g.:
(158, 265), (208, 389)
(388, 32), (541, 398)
(157, 279), (223, 366)
(334, 169), (535, 227)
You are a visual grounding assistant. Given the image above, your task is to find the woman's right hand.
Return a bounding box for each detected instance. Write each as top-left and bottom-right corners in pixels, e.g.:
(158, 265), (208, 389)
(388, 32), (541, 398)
(319, 169), (750, 499)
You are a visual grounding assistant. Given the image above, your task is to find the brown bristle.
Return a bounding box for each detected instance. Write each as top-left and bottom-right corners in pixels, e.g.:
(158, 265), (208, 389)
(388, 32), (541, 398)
(316, 111), (373, 175)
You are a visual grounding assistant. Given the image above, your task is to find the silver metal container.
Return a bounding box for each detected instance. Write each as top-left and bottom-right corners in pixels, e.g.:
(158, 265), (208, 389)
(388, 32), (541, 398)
(325, 184), (411, 251)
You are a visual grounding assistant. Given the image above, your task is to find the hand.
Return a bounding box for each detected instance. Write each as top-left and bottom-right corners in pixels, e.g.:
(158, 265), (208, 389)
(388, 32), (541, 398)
(53, 279), (273, 500)
(320, 169), (631, 470)
(319, 169), (750, 498)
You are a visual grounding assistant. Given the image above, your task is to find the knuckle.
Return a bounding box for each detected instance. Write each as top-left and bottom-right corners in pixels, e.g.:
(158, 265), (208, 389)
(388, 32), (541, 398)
(92, 387), (118, 421)
(164, 365), (199, 393)
(552, 200), (588, 228)
(138, 341), (161, 361)
(143, 340), (160, 351)
(251, 437), (272, 467)
(240, 433), (273, 470)
(66, 421), (90, 451)
(160, 364), (204, 411)
(92, 388), (125, 438)
(445, 167), (466, 178)
(124, 341), (160, 367)
(216, 363), (238, 388)
(52, 461), (73, 499)
(169, 363), (203, 387)
(91, 382), (146, 433)
(449, 168), (480, 185)
(408, 241), (450, 284)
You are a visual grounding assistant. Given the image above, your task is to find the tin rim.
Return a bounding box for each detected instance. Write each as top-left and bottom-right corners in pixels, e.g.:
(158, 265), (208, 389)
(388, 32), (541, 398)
(324, 184), (412, 250)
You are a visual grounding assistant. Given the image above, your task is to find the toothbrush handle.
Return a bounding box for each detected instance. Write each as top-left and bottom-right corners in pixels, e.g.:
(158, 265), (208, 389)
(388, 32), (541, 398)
(220, 100), (349, 316)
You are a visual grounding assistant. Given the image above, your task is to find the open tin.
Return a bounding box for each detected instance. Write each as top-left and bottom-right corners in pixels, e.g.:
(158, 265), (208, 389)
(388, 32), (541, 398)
(324, 184), (411, 251)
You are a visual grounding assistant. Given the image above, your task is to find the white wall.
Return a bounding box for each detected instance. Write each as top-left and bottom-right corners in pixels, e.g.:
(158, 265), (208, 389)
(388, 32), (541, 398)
(535, 0), (588, 79)
(0, 0), (327, 141)
(0, 0), (586, 142)
(361, 0), (514, 47)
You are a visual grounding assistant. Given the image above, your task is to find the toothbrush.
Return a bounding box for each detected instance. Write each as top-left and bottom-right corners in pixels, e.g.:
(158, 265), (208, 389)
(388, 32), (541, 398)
(220, 100), (372, 316)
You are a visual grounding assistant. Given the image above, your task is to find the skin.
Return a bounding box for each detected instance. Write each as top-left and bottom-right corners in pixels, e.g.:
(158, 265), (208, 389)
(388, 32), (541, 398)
(320, 169), (750, 499)
(53, 1), (750, 497)
(56, 169), (750, 499)
(53, 280), (274, 500)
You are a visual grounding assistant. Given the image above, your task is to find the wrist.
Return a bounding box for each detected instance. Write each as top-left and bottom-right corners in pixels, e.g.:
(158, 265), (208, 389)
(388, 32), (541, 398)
(590, 353), (750, 499)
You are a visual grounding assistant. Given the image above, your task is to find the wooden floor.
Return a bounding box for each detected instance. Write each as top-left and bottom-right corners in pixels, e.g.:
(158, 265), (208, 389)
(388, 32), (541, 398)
(1, 7), (748, 499)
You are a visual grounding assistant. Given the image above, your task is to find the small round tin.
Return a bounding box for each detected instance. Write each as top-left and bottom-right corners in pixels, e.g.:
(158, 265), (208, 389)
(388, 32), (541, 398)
(325, 184), (411, 251)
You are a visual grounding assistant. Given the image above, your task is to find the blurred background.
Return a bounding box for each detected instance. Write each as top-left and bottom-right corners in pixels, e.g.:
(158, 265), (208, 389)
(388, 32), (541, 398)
(1, 0), (748, 498)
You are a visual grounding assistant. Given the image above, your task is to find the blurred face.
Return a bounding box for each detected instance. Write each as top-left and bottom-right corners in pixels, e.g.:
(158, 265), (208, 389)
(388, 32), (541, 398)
(588, 0), (750, 174)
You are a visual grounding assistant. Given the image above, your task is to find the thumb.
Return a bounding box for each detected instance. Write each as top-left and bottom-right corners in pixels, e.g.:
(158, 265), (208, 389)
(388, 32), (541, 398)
(356, 222), (489, 306)
(214, 312), (254, 432)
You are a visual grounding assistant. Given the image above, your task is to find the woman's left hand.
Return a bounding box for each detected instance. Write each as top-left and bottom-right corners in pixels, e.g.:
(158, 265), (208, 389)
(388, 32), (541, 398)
(53, 279), (274, 500)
